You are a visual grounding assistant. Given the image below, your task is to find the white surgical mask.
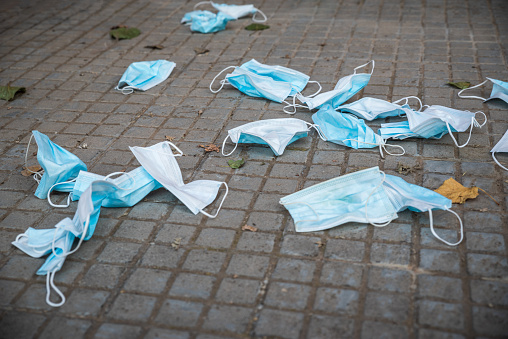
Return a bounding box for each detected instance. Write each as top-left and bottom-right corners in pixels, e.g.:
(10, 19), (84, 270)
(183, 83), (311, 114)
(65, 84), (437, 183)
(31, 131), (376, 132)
(458, 78), (508, 104)
(491, 129), (508, 171)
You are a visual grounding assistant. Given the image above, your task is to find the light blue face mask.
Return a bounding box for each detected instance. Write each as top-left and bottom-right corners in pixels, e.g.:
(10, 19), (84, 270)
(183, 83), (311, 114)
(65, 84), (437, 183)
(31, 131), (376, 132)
(210, 66), (293, 103)
(181, 10), (234, 33)
(26, 131), (87, 200)
(287, 61), (374, 112)
(193, 1), (267, 22)
(116, 60), (176, 94)
(280, 166), (463, 246)
(221, 118), (318, 156)
(312, 104), (404, 157)
(335, 96), (422, 121)
(458, 78), (508, 104)
(491, 129), (508, 171)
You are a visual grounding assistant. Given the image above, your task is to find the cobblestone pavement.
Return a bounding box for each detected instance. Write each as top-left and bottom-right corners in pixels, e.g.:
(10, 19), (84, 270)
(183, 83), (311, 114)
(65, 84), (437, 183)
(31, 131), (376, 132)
(0, 0), (507, 338)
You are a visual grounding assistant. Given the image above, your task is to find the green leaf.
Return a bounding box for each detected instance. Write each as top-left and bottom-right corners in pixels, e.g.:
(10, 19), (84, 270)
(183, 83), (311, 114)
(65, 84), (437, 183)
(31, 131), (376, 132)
(245, 23), (270, 31)
(228, 158), (245, 169)
(110, 27), (141, 40)
(447, 81), (471, 90)
(0, 86), (26, 101)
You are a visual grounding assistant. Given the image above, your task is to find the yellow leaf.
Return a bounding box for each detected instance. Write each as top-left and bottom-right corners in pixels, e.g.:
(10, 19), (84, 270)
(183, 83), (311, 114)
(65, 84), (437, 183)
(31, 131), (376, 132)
(434, 178), (479, 204)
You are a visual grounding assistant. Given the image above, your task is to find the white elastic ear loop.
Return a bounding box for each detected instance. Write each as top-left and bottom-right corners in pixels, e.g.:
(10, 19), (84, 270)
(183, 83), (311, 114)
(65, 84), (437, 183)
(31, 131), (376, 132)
(474, 111), (487, 127)
(458, 80), (489, 101)
(46, 269), (65, 307)
(210, 66), (236, 93)
(104, 171), (136, 191)
(341, 139), (405, 158)
(162, 141), (184, 157)
(193, 1), (212, 10)
(445, 122), (473, 148)
(115, 86), (135, 95)
(492, 152), (508, 171)
(393, 96), (423, 112)
(279, 201), (321, 230)
(24, 133), (44, 183)
(221, 134), (239, 156)
(199, 182), (229, 218)
(47, 178), (77, 208)
(52, 215), (90, 258)
(282, 94), (307, 114)
(306, 81), (322, 97)
(353, 60), (375, 75)
(305, 122), (327, 141)
(428, 208), (463, 246)
(364, 171), (394, 227)
(14, 233), (51, 255)
(252, 8), (267, 23)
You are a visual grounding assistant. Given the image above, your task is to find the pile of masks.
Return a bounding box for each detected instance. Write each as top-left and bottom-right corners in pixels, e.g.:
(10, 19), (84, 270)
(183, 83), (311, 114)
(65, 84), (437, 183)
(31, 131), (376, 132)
(13, 131), (229, 307)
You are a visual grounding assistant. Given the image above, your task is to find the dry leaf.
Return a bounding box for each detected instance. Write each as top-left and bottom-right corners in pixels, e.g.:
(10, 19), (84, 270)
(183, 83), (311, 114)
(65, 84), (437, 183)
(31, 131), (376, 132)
(165, 135), (175, 141)
(314, 240), (324, 248)
(397, 162), (421, 175)
(194, 47), (209, 55)
(434, 178), (479, 204)
(21, 165), (42, 177)
(199, 144), (220, 153)
(242, 225), (258, 232)
(145, 45), (164, 50)
(171, 237), (182, 250)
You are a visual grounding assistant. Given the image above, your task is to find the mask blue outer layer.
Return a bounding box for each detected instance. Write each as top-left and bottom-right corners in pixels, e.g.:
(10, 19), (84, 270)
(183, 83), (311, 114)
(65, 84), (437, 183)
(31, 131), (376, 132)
(32, 130), (87, 199)
(312, 104), (380, 149)
(488, 78), (508, 103)
(117, 60), (176, 91)
(226, 68), (292, 103)
(188, 10), (234, 33)
(336, 97), (408, 121)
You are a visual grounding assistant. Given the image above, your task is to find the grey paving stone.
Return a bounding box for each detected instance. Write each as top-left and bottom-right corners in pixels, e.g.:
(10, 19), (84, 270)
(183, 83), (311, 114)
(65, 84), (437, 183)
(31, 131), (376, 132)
(307, 314), (355, 339)
(370, 242), (410, 265)
(202, 304), (252, 333)
(470, 279), (508, 306)
(124, 268), (172, 294)
(80, 264), (125, 289)
(467, 253), (508, 277)
(95, 323), (142, 339)
(325, 239), (365, 261)
(416, 328), (465, 339)
(0, 255), (42, 280)
(216, 278), (259, 304)
(265, 282), (311, 310)
(144, 328), (190, 339)
(97, 241), (142, 264)
(419, 249), (461, 273)
(0, 279), (25, 306)
(364, 292), (410, 323)
(59, 289), (109, 317)
(0, 311), (46, 339)
(226, 254), (270, 278)
(361, 321), (408, 339)
(418, 275), (463, 301)
(169, 273), (215, 299)
(472, 306), (508, 337)
(156, 224), (196, 244)
(107, 293), (157, 322)
(418, 300), (465, 330)
(16, 283), (67, 311)
(272, 258), (316, 283)
(320, 261), (364, 288)
(182, 249), (226, 274)
(367, 267), (413, 293)
(195, 228), (236, 249)
(255, 309), (304, 339)
(39, 317), (91, 339)
(141, 244), (183, 269)
(114, 220), (156, 240)
(314, 287), (359, 315)
(155, 299), (203, 328)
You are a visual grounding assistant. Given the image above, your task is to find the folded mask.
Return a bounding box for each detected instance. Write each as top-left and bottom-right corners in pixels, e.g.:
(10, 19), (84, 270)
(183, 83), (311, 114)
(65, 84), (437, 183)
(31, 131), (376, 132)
(280, 166), (463, 246)
(26, 131), (87, 200)
(335, 96), (422, 121)
(289, 61), (374, 111)
(116, 60), (176, 94)
(194, 1), (267, 22)
(181, 9), (216, 23)
(491, 129), (508, 171)
(181, 10), (234, 33)
(222, 118), (317, 156)
(312, 104), (404, 157)
(210, 66), (293, 103)
(130, 141), (228, 218)
(458, 78), (508, 104)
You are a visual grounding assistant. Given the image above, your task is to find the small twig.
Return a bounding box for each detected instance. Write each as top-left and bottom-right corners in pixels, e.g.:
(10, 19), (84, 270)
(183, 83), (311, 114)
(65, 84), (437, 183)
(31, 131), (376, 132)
(478, 187), (500, 205)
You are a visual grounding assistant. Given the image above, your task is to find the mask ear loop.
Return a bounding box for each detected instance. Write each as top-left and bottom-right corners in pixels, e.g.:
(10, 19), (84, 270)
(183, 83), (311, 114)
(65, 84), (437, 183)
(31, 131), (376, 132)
(445, 121), (474, 148)
(364, 170), (395, 227)
(24, 133), (44, 183)
(198, 182), (229, 218)
(392, 96), (423, 112)
(115, 86), (136, 95)
(492, 151), (508, 171)
(47, 178), (77, 208)
(474, 111), (487, 127)
(305, 81), (322, 97)
(210, 66), (236, 93)
(51, 214), (90, 258)
(193, 0), (213, 10)
(104, 171), (136, 191)
(428, 208), (464, 246)
(353, 60), (375, 75)
(46, 269), (66, 307)
(279, 200), (321, 230)
(305, 122), (327, 141)
(14, 232), (51, 256)
(341, 138), (405, 158)
(221, 134), (239, 156)
(457, 80), (489, 101)
(283, 93), (308, 114)
(252, 8), (267, 23)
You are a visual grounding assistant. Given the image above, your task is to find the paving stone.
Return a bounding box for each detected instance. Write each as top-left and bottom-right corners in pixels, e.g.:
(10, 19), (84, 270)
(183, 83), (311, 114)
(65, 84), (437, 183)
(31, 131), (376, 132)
(124, 268), (172, 294)
(325, 239), (365, 262)
(364, 292), (410, 322)
(155, 299), (203, 327)
(470, 279), (508, 306)
(202, 304), (252, 333)
(97, 241), (142, 264)
(320, 261), (364, 288)
(255, 309), (304, 339)
(0, 279), (25, 306)
(107, 293), (157, 322)
(416, 329), (465, 339)
(265, 282), (311, 310)
(226, 254), (270, 278)
(361, 321), (408, 339)
(418, 300), (465, 330)
(472, 306), (508, 337)
(367, 267), (413, 293)
(467, 253), (508, 277)
(419, 249), (461, 273)
(59, 289), (110, 317)
(183, 249), (226, 274)
(39, 317), (91, 339)
(95, 324), (142, 339)
(307, 314), (355, 339)
(141, 244), (183, 269)
(314, 287), (359, 315)
(418, 275), (463, 301)
(195, 228), (236, 249)
(216, 278), (259, 304)
(272, 258), (316, 283)
(145, 328), (190, 339)
(0, 311), (45, 339)
(114, 220), (156, 240)
(169, 273), (215, 299)
(80, 264), (125, 289)
(370, 243), (410, 265)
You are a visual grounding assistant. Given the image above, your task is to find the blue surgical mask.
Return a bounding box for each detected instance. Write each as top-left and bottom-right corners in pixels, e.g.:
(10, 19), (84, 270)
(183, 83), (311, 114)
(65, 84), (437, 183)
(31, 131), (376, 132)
(312, 104), (404, 157)
(335, 96), (422, 121)
(181, 10), (233, 33)
(280, 166), (463, 246)
(26, 131), (87, 200)
(290, 61), (374, 111)
(491, 129), (508, 171)
(458, 78), (508, 104)
(222, 118), (315, 156)
(116, 60), (176, 94)
(194, 1), (267, 22)
(210, 66), (293, 103)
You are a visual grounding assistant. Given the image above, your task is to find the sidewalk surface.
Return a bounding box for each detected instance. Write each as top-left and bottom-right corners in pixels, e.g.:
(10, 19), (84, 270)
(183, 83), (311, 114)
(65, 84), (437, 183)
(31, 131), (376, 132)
(0, 0), (507, 338)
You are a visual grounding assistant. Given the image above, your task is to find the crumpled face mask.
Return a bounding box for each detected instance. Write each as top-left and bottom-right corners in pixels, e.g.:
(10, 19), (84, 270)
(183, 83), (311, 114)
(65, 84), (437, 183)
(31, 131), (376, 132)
(210, 66), (293, 103)
(280, 166), (463, 246)
(312, 104), (405, 157)
(26, 131), (87, 200)
(181, 10), (234, 33)
(115, 60), (176, 94)
(458, 78), (508, 104)
(222, 118), (318, 156)
(130, 141), (228, 218)
(287, 60), (374, 112)
(194, 1), (267, 22)
(335, 96), (422, 121)
(491, 129), (508, 171)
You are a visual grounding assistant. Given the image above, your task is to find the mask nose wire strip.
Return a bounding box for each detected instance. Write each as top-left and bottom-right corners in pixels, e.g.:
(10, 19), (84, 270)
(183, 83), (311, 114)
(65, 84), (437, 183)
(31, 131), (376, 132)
(392, 96), (423, 111)
(278, 200), (321, 229)
(198, 182), (229, 218)
(364, 171), (394, 227)
(252, 8), (267, 22)
(210, 66), (236, 93)
(457, 79), (489, 101)
(51, 214), (90, 258)
(492, 151), (508, 171)
(46, 269), (65, 307)
(25, 133), (44, 183)
(221, 134), (239, 156)
(193, 0), (212, 10)
(429, 208), (464, 246)
(47, 178), (77, 208)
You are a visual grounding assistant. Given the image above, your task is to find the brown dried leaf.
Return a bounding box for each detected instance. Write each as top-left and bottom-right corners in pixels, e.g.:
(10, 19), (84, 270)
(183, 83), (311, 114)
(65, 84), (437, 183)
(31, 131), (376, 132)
(21, 165), (42, 177)
(242, 225), (258, 232)
(194, 47), (209, 55)
(314, 240), (324, 248)
(199, 143), (220, 153)
(397, 162), (421, 175)
(434, 178), (479, 204)
(145, 45), (164, 50)
(165, 135), (175, 142)
(171, 237), (182, 250)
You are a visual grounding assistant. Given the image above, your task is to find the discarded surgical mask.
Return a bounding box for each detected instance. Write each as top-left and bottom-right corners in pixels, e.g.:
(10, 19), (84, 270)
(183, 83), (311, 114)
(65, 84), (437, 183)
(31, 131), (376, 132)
(49, 167), (162, 208)
(280, 166), (463, 246)
(312, 104), (404, 157)
(289, 61), (374, 111)
(491, 129), (508, 171)
(130, 141), (228, 218)
(210, 66), (293, 103)
(335, 96), (422, 121)
(181, 10), (234, 33)
(194, 1), (267, 22)
(26, 131), (87, 200)
(458, 78), (508, 104)
(116, 60), (176, 94)
(222, 118), (316, 156)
